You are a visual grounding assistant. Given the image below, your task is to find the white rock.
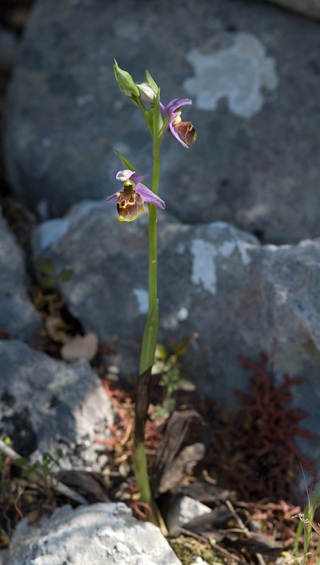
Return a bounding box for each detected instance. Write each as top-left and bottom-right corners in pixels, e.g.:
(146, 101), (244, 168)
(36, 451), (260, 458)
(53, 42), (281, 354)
(165, 496), (212, 535)
(11, 503), (182, 565)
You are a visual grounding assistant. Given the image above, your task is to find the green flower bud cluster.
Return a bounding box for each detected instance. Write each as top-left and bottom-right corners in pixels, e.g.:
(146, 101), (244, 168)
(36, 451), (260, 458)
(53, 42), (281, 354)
(113, 59), (156, 103)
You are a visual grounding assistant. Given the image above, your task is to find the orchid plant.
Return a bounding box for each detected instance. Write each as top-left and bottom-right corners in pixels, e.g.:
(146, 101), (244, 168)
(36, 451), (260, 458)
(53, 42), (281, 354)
(107, 60), (196, 527)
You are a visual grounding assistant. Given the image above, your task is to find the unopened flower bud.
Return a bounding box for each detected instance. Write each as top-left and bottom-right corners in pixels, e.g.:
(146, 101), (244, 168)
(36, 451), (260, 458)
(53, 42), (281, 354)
(113, 59), (140, 98)
(137, 82), (157, 103)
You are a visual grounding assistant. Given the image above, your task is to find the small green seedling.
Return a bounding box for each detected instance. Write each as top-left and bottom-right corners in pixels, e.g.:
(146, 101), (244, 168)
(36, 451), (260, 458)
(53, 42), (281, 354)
(152, 333), (197, 418)
(37, 257), (73, 288)
(16, 448), (63, 489)
(294, 487), (320, 564)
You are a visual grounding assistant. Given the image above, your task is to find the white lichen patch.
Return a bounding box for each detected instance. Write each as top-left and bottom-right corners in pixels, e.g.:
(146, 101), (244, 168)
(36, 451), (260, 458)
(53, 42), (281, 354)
(133, 288), (149, 314)
(191, 239), (217, 295)
(236, 240), (252, 265)
(184, 33), (278, 118)
(177, 307), (189, 321)
(219, 240), (235, 257)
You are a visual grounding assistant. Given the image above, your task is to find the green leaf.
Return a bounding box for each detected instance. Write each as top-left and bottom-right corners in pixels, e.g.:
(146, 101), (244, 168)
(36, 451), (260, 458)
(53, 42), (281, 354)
(58, 268), (73, 282)
(145, 70), (159, 94)
(163, 397), (176, 414)
(37, 257), (55, 275)
(174, 332), (199, 357)
(115, 150), (142, 176)
(115, 151), (151, 189)
(56, 448), (63, 459)
(40, 276), (55, 288)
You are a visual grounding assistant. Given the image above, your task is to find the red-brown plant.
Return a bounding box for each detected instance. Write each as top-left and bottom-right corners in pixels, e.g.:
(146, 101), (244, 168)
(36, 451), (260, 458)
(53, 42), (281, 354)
(211, 353), (317, 502)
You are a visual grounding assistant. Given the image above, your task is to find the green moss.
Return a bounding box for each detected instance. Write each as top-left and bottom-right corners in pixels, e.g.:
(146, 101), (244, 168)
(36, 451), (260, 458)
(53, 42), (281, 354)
(169, 536), (223, 565)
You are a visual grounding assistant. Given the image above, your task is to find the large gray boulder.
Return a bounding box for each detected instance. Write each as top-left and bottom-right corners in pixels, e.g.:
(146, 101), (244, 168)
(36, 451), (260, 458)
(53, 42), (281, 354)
(0, 210), (41, 339)
(266, 0), (320, 20)
(0, 340), (114, 471)
(31, 201), (320, 469)
(4, 0), (320, 243)
(10, 502), (182, 565)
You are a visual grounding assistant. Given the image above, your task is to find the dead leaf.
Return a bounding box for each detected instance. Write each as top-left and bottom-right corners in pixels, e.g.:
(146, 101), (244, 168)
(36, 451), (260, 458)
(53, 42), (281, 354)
(158, 442), (205, 493)
(151, 410), (202, 494)
(52, 470), (110, 504)
(179, 482), (237, 505)
(183, 504), (232, 534)
(61, 333), (98, 362)
(45, 315), (70, 344)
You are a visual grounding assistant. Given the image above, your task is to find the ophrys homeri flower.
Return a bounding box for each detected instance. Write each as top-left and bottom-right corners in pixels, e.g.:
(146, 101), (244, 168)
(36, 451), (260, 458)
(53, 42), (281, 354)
(106, 170), (165, 222)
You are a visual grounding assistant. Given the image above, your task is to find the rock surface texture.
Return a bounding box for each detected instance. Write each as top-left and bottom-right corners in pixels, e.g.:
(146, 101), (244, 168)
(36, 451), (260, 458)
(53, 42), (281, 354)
(4, 0), (320, 243)
(266, 0), (320, 20)
(0, 210), (41, 339)
(10, 502), (182, 565)
(0, 340), (114, 471)
(31, 202), (320, 469)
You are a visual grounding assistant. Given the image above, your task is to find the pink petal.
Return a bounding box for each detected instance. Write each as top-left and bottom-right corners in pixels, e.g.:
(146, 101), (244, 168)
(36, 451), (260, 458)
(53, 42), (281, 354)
(168, 121), (189, 149)
(137, 184), (165, 209)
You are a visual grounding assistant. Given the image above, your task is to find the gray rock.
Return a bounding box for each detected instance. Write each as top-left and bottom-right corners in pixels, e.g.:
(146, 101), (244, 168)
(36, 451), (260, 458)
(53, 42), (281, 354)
(266, 0), (320, 20)
(0, 210), (41, 339)
(0, 340), (114, 471)
(165, 496), (211, 536)
(31, 202), (320, 470)
(4, 0), (320, 243)
(11, 502), (182, 565)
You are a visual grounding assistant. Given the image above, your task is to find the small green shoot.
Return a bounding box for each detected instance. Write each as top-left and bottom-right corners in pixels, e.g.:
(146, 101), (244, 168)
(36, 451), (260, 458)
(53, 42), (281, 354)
(151, 333), (197, 419)
(19, 448), (63, 488)
(294, 487), (320, 564)
(37, 257), (73, 288)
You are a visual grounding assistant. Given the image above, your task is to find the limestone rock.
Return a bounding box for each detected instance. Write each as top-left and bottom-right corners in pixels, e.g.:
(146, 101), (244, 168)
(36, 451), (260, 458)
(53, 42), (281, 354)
(164, 496), (212, 536)
(0, 340), (114, 471)
(31, 201), (320, 472)
(0, 210), (41, 339)
(266, 0), (320, 20)
(4, 0), (320, 243)
(11, 502), (182, 565)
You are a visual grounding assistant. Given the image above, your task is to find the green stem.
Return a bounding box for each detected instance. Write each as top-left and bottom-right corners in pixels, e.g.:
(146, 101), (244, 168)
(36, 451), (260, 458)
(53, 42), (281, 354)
(148, 152), (160, 314)
(133, 140), (163, 529)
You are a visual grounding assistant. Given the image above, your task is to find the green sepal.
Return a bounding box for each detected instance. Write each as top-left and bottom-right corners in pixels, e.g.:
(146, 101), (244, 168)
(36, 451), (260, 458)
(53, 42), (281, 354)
(139, 299), (159, 375)
(145, 70), (159, 95)
(152, 89), (164, 153)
